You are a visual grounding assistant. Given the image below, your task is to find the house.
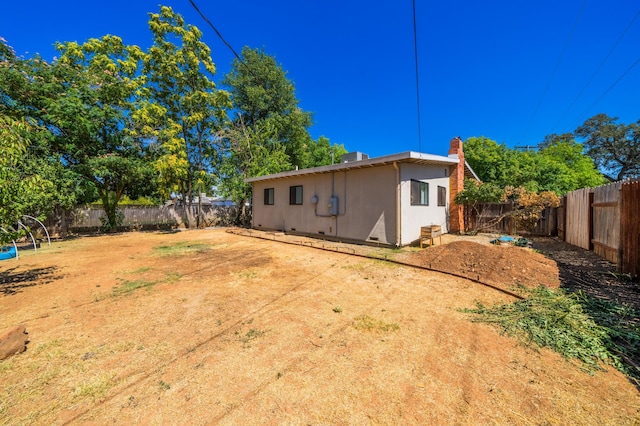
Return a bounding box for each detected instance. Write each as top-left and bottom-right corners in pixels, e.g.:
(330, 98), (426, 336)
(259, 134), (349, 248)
(245, 137), (479, 246)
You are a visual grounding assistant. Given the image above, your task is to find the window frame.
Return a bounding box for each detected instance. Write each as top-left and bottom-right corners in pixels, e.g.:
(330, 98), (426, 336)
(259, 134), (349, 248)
(264, 188), (274, 205)
(410, 179), (429, 206)
(289, 185), (303, 205)
(437, 185), (447, 206)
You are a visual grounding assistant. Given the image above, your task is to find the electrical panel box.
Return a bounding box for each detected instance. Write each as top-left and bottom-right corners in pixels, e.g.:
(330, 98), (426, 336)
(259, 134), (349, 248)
(328, 196), (339, 216)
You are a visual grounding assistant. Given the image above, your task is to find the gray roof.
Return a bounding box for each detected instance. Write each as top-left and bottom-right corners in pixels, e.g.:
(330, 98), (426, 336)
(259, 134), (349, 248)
(245, 151), (480, 183)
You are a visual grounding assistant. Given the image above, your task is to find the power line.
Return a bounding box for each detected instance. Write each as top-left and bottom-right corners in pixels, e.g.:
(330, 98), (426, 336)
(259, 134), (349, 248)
(520, 0), (587, 143)
(571, 54), (640, 127)
(412, 0), (422, 152)
(554, 7), (640, 130)
(188, 0), (255, 78)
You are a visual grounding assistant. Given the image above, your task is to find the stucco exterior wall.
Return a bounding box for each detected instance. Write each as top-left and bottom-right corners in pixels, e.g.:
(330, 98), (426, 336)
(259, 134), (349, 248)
(251, 161), (453, 246)
(399, 163), (451, 244)
(251, 165), (398, 245)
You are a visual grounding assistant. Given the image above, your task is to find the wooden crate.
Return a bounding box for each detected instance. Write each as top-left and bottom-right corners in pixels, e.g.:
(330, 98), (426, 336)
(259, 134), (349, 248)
(420, 225), (442, 248)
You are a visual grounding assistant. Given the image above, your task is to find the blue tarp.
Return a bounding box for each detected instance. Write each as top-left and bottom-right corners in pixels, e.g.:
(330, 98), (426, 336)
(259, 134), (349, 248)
(0, 245), (17, 260)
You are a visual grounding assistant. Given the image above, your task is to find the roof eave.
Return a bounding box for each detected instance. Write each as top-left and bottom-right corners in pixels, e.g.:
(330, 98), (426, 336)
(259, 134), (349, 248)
(245, 151), (459, 183)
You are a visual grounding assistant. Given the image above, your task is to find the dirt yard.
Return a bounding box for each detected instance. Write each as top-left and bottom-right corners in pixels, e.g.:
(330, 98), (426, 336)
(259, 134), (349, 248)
(0, 229), (638, 425)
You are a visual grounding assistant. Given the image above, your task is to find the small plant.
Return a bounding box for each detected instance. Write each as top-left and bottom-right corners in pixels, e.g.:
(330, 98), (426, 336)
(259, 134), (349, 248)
(73, 373), (116, 401)
(112, 279), (159, 296)
(158, 380), (171, 391)
(353, 315), (399, 332)
(239, 328), (265, 345)
(152, 241), (210, 257)
(332, 306), (343, 313)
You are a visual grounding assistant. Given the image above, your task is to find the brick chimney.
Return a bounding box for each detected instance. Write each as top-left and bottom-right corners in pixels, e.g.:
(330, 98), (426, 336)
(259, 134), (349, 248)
(448, 136), (465, 233)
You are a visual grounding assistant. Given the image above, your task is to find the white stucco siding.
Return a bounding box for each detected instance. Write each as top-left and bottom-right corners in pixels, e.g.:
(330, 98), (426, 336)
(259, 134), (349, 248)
(251, 165), (398, 244)
(399, 163), (450, 244)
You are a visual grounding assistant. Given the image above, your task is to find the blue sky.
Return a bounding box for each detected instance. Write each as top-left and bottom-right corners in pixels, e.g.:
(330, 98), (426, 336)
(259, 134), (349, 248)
(2, 1), (639, 158)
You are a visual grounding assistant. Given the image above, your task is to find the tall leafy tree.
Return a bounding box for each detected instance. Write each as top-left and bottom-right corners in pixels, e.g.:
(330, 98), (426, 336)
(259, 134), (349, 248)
(575, 113), (640, 180)
(537, 138), (605, 192)
(306, 136), (347, 167)
(0, 116), (55, 243)
(219, 47), (344, 219)
(141, 6), (230, 227)
(217, 116), (291, 223)
(222, 46), (314, 169)
(464, 135), (604, 194)
(463, 136), (512, 185)
(40, 36), (153, 230)
(0, 38), (79, 238)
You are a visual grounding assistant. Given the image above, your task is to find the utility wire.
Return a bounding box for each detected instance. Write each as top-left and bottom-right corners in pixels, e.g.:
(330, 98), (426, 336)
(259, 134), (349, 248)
(571, 54), (640, 127)
(412, 0), (422, 152)
(520, 0), (587, 143)
(188, 0), (255, 78)
(554, 7), (640, 131)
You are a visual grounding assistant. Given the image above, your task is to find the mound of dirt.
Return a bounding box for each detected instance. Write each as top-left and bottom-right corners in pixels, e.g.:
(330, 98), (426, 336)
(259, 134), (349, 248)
(400, 241), (560, 290)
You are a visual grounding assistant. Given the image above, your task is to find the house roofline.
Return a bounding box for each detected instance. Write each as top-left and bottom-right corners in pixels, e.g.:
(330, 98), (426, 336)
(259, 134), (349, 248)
(464, 160), (481, 182)
(245, 151), (462, 183)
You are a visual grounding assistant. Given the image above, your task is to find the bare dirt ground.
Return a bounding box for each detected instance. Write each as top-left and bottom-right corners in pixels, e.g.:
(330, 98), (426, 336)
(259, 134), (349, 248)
(0, 229), (638, 425)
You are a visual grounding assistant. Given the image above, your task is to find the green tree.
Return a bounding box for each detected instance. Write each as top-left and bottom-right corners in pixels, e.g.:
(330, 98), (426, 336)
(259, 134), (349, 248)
(575, 113), (640, 180)
(40, 36), (153, 231)
(463, 137), (512, 186)
(464, 135), (605, 195)
(454, 179), (503, 232)
(305, 136), (347, 167)
(217, 117), (291, 224)
(222, 46), (314, 169)
(218, 47), (315, 220)
(0, 38), (79, 239)
(537, 138), (605, 192)
(0, 116), (56, 244)
(140, 6), (230, 227)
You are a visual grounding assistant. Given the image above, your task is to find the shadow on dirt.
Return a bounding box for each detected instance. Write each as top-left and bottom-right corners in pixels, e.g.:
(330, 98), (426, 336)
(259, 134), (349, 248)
(533, 238), (640, 311)
(0, 266), (61, 296)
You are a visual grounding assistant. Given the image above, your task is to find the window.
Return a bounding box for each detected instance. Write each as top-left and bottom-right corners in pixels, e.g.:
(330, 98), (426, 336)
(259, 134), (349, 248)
(264, 188), (274, 205)
(438, 186), (447, 206)
(410, 180), (429, 205)
(289, 185), (303, 205)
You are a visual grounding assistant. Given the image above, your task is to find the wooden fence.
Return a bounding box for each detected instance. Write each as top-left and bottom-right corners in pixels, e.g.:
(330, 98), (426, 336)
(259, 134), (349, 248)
(564, 188), (592, 250)
(464, 203), (556, 236)
(621, 180), (640, 278)
(592, 182), (622, 264)
(462, 179), (639, 278)
(560, 179), (640, 278)
(44, 204), (237, 237)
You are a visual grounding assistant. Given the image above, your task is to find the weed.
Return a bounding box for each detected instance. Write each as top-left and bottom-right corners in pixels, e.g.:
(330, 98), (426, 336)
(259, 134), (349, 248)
(236, 270), (258, 279)
(152, 242), (210, 257)
(463, 285), (640, 380)
(111, 272), (182, 297)
(73, 373), (116, 401)
(112, 279), (158, 296)
(158, 380), (171, 391)
(333, 306), (343, 313)
(165, 272), (183, 283)
(127, 395), (137, 407)
(0, 360), (14, 373)
(131, 267), (151, 274)
(240, 328), (265, 345)
(353, 315), (399, 332)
